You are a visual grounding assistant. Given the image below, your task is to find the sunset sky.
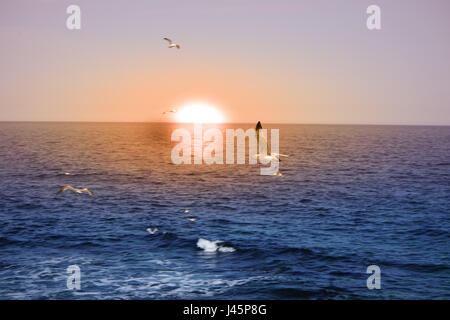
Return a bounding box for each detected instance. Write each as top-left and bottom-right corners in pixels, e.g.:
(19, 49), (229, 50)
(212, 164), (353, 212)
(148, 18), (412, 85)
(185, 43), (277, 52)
(1, 0), (449, 125)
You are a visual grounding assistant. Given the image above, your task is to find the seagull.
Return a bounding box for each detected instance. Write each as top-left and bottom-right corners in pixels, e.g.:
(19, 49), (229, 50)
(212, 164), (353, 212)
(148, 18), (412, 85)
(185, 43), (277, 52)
(146, 227), (158, 235)
(57, 185), (93, 197)
(186, 217), (198, 222)
(163, 38), (180, 49)
(181, 208), (190, 214)
(253, 153), (289, 161)
(162, 108), (177, 115)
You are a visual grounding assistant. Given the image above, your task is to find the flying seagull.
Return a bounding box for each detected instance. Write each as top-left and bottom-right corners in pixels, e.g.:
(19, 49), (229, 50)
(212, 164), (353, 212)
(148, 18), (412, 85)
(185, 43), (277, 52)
(146, 227), (158, 235)
(253, 153), (289, 161)
(163, 108), (177, 114)
(186, 217), (198, 222)
(57, 185), (93, 197)
(163, 38), (180, 49)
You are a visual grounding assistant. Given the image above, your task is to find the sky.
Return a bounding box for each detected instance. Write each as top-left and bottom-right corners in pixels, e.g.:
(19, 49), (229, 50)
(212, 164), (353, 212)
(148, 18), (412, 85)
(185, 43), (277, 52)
(0, 0), (449, 125)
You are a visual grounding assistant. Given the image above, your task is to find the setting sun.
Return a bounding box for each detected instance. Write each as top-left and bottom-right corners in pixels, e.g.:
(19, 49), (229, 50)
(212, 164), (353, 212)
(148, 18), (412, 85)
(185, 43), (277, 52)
(175, 102), (224, 123)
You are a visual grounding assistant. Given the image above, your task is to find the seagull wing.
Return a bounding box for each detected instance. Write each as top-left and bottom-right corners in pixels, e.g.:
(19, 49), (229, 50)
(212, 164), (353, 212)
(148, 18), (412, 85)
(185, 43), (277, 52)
(57, 185), (75, 194)
(163, 38), (173, 45)
(163, 109), (177, 114)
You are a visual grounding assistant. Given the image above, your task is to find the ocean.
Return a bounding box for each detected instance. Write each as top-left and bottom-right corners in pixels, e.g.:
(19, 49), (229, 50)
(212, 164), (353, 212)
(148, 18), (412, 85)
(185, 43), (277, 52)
(0, 122), (448, 299)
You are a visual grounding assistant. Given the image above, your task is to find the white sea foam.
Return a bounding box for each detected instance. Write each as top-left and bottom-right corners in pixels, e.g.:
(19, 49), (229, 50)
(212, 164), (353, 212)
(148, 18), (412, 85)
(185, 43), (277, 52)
(217, 246), (236, 253)
(197, 238), (235, 253)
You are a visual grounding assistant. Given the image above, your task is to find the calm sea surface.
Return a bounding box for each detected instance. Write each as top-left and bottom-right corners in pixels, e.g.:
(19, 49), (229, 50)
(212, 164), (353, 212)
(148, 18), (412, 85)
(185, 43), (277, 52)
(0, 122), (448, 299)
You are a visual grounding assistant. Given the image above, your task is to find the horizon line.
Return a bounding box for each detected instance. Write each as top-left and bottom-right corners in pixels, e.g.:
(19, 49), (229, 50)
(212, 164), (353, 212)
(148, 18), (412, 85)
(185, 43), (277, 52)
(0, 120), (449, 127)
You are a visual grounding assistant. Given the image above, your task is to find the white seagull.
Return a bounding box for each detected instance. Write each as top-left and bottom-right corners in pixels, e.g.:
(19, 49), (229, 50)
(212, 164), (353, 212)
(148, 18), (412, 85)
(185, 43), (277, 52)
(146, 227), (159, 235)
(163, 38), (180, 49)
(253, 153), (289, 162)
(57, 185), (93, 197)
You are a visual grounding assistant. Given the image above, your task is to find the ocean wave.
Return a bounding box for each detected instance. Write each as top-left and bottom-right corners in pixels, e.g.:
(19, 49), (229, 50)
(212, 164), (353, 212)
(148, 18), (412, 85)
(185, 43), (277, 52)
(197, 238), (236, 253)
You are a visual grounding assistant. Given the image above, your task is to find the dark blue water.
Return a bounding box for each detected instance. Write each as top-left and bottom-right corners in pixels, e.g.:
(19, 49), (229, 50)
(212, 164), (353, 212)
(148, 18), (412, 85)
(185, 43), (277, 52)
(0, 122), (448, 299)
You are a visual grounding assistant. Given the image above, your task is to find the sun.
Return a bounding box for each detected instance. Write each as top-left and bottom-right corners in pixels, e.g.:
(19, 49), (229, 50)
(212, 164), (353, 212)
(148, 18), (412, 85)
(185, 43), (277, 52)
(175, 102), (224, 123)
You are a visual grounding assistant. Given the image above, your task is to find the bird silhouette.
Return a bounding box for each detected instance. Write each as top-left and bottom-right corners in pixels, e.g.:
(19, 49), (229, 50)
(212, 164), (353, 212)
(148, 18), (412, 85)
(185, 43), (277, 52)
(163, 108), (177, 114)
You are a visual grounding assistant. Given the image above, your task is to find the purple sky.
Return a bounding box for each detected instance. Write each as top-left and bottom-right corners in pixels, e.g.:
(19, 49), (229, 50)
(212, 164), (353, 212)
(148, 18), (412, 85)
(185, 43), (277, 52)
(1, 0), (449, 125)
